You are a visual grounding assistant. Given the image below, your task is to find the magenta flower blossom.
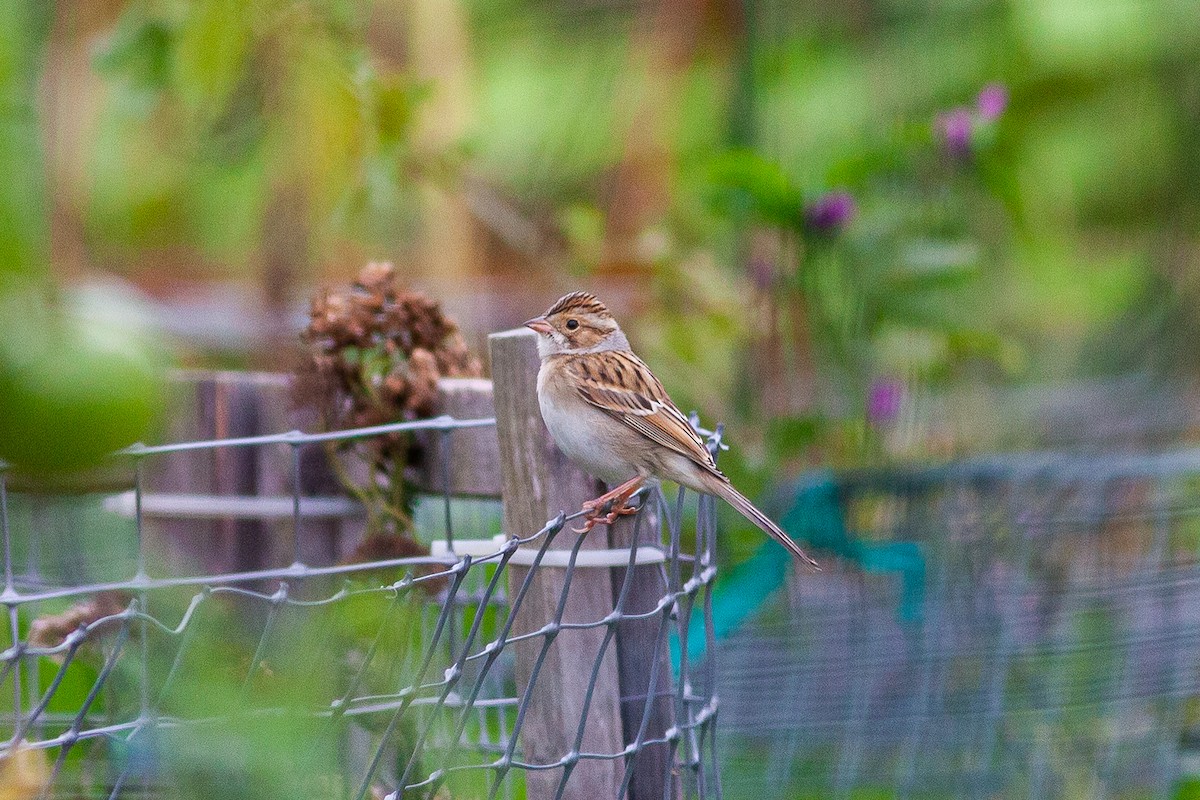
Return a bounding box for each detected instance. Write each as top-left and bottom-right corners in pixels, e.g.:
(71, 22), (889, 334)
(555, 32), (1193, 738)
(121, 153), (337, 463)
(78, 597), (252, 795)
(805, 190), (856, 233)
(935, 108), (973, 158)
(867, 378), (904, 424)
(934, 83), (1008, 159)
(977, 83), (1009, 121)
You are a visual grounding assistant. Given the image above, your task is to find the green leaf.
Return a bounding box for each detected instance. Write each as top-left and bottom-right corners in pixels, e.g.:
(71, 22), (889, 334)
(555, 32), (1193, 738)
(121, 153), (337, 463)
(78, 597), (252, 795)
(375, 74), (428, 148)
(93, 9), (173, 95)
(705, 150), (804, 228)
(0, 287), (165, 477)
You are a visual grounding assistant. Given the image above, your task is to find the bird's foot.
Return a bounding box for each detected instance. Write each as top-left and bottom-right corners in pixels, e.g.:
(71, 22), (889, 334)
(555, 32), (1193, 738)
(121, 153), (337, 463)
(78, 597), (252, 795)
(572, 491), (641, 534)
(571, 476), (646, 533)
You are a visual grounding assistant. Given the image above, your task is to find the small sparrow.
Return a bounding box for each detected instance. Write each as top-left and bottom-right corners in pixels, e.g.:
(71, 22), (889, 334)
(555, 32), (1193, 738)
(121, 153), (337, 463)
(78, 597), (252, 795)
(524, 291), (818, 567)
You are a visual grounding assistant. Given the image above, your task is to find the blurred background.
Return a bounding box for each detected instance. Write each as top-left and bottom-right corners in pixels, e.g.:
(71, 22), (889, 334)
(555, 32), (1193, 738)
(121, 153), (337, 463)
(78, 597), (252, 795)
(5, 0), (1200, 475)
(4, 0), (1200, 797)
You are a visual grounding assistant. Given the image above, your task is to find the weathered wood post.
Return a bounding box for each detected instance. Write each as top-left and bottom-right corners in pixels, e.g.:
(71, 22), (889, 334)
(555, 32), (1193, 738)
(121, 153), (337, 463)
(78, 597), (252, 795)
(489, 328), (625, 798)
(153, 371), (292, 573)
(609, 507), (679, 800)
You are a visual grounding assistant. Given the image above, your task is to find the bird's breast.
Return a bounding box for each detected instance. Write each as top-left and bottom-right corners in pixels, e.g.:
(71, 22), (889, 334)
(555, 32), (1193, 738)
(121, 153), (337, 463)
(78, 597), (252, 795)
(537, 362), (636, 485)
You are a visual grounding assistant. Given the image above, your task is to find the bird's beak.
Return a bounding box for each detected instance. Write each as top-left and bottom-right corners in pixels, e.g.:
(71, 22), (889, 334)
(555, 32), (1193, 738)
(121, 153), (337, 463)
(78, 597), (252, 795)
(524, 316), (554, 336)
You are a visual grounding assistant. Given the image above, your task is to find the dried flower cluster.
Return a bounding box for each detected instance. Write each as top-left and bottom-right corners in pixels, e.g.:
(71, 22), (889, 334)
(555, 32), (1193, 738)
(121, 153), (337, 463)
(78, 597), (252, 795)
(296, 262), (483, 557)
(299, 261), (482, 430)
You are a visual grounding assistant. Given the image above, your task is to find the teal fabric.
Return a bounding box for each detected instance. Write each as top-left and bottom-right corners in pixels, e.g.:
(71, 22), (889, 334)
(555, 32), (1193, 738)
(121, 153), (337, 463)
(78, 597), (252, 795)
(670, 530), (792, 668)
(782, 471), (926, 624)
(672, 470), (926, 668)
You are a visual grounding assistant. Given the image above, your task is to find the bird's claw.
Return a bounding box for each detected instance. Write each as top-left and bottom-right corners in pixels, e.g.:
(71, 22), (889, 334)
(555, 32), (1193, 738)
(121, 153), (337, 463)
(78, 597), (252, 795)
(572, 496), (640, 533)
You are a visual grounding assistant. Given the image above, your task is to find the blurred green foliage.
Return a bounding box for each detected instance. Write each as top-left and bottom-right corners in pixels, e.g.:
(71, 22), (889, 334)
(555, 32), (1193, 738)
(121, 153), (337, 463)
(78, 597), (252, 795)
(4, 0), (1194, 476)
(0, 283), (166, 478)
(0, 2), (165, 482)
(88, 0), (431, 267)
(451, 0), (1200, 561)
(2, 569), (483, 798)
(0, 0), (1195, 561)
(0, 0), (51, 278)
(464, 0), (1200, 383)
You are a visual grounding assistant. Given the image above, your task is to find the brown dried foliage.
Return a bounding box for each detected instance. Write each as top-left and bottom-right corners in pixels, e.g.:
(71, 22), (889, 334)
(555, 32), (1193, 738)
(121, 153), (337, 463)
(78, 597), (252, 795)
(295, 262), (482, 544)
(28, 592), (132, 655)
(297, 262), (481, 430)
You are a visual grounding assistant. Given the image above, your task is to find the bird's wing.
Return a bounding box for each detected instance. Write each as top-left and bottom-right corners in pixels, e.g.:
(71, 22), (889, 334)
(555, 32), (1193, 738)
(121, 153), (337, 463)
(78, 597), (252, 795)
(565, 351), (725, 479)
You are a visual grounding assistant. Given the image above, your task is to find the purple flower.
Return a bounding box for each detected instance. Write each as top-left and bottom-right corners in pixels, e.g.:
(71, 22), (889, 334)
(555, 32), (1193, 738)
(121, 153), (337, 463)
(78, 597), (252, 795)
(805, 190), (856, 233)
(977, 83), (1009, 121)
(867, 378), (904, 424)
(935, 107), (973, 158)
(934, 84), (1007, 160)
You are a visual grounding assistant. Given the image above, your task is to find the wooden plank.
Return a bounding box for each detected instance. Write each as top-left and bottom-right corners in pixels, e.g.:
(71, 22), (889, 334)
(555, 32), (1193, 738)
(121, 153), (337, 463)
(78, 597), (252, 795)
(489, 328), (624, 800)
(413, 377), (501, 497)
(154, 371), (500, 574)
(103, 492), (362, 520)
(609, 504), (680, 800)
(149, 372), (271, 575)
(151, 371), (352, 573)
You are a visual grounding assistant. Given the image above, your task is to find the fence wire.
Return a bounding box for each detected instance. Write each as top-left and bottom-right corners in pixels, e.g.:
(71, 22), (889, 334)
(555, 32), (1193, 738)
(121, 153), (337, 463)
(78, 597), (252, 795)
(718, 451), (1200, 799)
(0, 415), (720, 800)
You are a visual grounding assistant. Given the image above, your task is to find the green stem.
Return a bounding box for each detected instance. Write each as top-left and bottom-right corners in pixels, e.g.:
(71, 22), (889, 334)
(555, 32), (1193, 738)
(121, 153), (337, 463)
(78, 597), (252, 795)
(323, 440), (386, 536)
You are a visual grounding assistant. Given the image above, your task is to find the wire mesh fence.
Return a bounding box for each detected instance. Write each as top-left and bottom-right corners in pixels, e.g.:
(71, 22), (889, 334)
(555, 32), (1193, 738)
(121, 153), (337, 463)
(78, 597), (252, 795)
(0, 412), (721, 800)
(718, 450), (1200, 799)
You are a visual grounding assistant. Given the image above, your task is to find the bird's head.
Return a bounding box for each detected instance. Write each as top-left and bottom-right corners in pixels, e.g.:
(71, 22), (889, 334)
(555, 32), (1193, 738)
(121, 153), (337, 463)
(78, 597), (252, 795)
(524, 291), (629, 357)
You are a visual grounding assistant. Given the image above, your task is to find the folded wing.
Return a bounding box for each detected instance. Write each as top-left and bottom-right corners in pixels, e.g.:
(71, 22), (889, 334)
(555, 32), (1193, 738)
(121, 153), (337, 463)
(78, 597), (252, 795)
(567, 351), (725, 481)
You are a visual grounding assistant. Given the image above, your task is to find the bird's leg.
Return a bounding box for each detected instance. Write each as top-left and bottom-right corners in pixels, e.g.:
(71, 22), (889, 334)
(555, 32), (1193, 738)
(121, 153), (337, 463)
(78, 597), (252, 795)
(574, 477), (645, 533)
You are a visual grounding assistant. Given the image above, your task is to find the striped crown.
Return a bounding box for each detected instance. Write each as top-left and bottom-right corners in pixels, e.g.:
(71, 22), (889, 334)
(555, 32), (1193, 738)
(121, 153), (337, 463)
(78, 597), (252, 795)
(545, 291), (610, 318)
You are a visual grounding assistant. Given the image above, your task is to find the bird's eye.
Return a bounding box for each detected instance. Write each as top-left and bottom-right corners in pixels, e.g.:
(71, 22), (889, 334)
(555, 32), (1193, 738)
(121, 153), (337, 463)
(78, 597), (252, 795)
(566, 319), (579, 330)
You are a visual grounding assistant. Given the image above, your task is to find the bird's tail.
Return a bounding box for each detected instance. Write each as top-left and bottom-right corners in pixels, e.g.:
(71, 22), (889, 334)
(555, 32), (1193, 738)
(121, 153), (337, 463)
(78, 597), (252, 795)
(712, 481), (819, 570)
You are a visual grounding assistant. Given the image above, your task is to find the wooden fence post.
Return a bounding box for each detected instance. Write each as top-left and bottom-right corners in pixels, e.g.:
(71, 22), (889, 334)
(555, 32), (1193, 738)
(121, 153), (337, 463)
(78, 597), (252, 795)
(609, 506), (679, 800)
(489, 328), (624, 799)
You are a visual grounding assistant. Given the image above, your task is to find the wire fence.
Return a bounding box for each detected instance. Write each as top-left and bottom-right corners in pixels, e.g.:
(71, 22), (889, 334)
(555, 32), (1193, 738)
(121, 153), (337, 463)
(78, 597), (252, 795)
(718, 450), (1200, 799)
(0, 414), (721, 800)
